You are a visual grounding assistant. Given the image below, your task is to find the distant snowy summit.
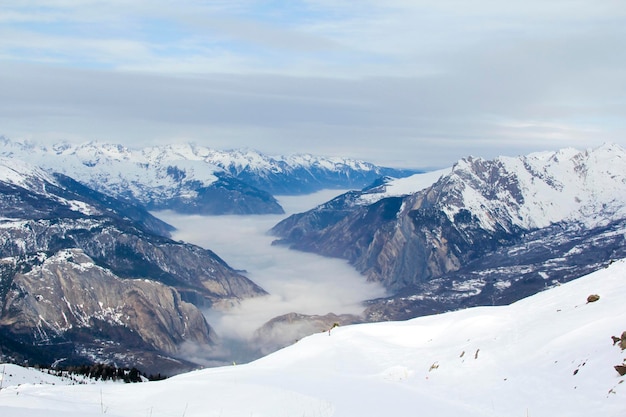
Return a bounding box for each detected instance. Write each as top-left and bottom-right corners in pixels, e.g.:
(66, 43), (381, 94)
(272, 143), (626, 320)
(0, 137), (417, 215)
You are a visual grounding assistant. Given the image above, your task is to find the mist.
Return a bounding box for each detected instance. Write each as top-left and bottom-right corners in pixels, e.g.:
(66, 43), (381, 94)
(155, 190), (387, 363)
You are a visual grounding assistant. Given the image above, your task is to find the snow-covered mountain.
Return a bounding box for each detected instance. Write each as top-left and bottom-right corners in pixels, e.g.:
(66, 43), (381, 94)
(272, 144), (626, 319)
(1, 259), (625, 417)
(0, 156), (266, 372)
(0, 138), (284, 215)
(210, 148), (419, 194)
(0, 137), (416, 214)
(309, 144), (626, 228)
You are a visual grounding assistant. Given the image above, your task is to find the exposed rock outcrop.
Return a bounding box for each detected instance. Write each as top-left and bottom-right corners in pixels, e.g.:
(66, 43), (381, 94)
(1, 249), (213, 355)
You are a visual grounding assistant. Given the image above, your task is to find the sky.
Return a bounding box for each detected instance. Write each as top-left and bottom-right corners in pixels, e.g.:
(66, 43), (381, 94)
(0, 0), (625, 168)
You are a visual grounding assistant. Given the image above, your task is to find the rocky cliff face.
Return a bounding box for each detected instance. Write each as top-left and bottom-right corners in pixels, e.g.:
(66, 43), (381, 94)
(0, 157), (266, 372)
(0, 217), (265, 306)
(362, 218), (626, 321)
(1, 249), (213, 354)
(272, 145), (626, 319)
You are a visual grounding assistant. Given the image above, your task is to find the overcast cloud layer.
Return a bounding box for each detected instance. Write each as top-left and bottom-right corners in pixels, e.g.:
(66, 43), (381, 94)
(1, 1), (625, 168)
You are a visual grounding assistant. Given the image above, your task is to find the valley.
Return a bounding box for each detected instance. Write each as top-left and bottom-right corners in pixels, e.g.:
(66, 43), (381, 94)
(154, 190), (387, 362)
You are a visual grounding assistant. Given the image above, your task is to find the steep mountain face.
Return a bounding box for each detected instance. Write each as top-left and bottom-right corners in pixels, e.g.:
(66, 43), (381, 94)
(0, 137), (416, 214)
(0, 157), (266, 372)
(272, 144), (626, 319)
(1, 249), (213, 358)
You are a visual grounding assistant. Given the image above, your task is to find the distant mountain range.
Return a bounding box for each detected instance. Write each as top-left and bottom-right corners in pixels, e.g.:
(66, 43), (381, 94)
(272, 143), (626, 320)
(0, 137), (417, 215)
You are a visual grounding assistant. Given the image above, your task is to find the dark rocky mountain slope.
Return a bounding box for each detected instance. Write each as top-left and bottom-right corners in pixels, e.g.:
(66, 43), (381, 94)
(0, 157), (266, 373)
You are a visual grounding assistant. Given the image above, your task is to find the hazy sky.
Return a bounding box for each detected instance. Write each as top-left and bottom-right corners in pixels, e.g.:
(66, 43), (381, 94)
(1, 1), (624, 168)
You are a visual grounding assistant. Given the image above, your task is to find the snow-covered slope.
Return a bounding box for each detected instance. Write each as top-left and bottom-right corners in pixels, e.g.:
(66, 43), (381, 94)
(0, 364), (94, 388)
(0, 157), (59, 191)
(355, 168), (450, 206)
(438, 143), (626, 231)
(0, 156), (173, 233)
(2, 259), (625, 417)
(0, 156), (102, 217)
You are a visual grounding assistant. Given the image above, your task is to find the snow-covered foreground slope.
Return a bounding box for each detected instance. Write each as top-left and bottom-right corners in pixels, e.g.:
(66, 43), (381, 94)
(2, 260), (625, 417)
(0, 364), (92, 388)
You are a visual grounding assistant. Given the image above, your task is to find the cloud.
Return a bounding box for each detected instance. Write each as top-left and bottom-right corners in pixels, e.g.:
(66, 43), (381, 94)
(154, 191), (387, 361)
(0, 1), (625, 168)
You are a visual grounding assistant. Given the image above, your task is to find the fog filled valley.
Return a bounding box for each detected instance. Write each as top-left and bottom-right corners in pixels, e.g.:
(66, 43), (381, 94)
(155, 190), (388, 363)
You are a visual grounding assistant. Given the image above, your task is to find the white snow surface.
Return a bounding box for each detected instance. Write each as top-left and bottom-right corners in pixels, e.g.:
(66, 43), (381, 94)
(2, 259), (625, 417)
(0, 364), (94, 389)
(0, 156), (59, 190)
(356, 168), (450, 205)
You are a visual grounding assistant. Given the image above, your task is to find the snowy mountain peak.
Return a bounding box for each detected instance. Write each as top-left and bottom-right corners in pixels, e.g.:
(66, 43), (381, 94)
(432, 144), (626, 231)
(201, 147), (278, 174)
